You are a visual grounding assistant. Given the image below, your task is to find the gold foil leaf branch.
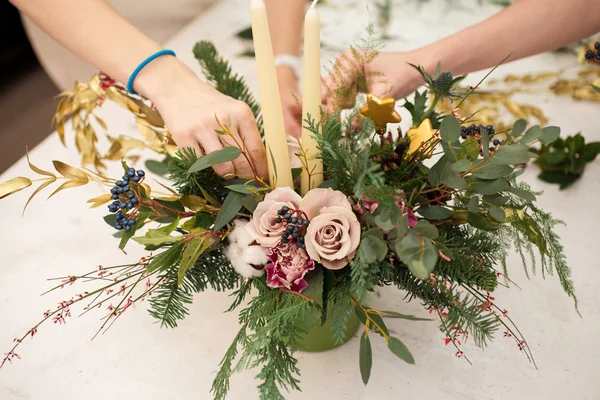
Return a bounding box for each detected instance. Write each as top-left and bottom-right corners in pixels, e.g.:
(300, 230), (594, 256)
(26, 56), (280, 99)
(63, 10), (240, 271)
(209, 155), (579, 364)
(52, 74), (178, 172)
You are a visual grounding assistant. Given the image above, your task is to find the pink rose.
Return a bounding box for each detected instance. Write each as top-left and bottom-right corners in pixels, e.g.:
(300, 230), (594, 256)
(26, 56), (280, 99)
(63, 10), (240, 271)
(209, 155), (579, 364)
(300, 188), (361, 270)
(246, 187), (302, 248)
(266, 243), (315, 292)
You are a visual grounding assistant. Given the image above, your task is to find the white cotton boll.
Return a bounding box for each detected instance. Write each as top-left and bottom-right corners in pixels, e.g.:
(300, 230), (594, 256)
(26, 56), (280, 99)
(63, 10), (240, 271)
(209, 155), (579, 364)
(228, 219), (253, 247)
(231, 258), (264, 279)
(242, 245), (269, 266)
(224, 243), (242, 262)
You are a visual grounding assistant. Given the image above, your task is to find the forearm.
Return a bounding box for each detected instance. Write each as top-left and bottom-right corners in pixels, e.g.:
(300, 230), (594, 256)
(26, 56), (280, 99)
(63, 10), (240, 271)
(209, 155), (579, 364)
(265, 0), (305, 57)
(10, 0), (190, 99)
(417, 0), (600, 75)
(265, 0), (305, 92)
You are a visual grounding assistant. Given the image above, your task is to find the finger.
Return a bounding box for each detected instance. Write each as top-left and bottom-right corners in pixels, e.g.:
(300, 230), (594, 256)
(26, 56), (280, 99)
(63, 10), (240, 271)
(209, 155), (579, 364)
(218, 126), (255, 179)
(174, 132), (203, 159)
(285, 104), (303, 138)
(237, 116), (268, 181)
(196, 127), (235, 179)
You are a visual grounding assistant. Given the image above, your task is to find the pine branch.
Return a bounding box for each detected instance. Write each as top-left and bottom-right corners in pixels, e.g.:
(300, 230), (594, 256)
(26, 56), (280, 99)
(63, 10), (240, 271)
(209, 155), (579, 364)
(148, 247), (241, 328)
(168, 148), (229, 202)
(193, 40), (263, 136)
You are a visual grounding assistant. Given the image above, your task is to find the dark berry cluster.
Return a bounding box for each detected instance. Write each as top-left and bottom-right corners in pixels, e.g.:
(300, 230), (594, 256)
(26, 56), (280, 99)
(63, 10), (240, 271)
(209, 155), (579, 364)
(460, 124), (505, 153)
(433, 71), (453, 92)
(584, 42), (600, 62)
(275, 206), (310, 249)
(107, 168), (145, 232)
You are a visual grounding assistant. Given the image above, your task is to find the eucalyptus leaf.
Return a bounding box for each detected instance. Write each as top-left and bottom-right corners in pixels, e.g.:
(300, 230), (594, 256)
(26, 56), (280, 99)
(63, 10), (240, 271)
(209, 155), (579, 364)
(359, 331), (372, 385)
(225, 184), (259, 194)
(188, 147), (241, 173)
(488, 206), (506, 222)
(368, 312), (390, 336)
(471, 161), (513, 179)
(145, 159), (170, 177)
(440, 115), (461, 143)
(441, 166), (467, 189)
(358, 235), (388, 264)
(482, 194), (509, 206)
(492, 144), (531, 165)
(510, 119), (527, 139)
(481, 127), (489, 159)
(414, 220), (439, 239)
(394, 232), (438, 279)
(442, 141), (463, 162)
(539, 126), (560, 145)
(452, 159), (472, 172)
(467, 196), (479, 212)
(213, 191), (243, 230)
(470, 178), (508, 195)
(417, 205), (453, 219)
(428, 156), (448, 186)
(461, 137), (480, 161)
(507, 186), (536, 201)
(387, 337), (415, 364)
(468, 213), (503, 231)
(521, 125), (543, 145)
(240, 196), (260, 213)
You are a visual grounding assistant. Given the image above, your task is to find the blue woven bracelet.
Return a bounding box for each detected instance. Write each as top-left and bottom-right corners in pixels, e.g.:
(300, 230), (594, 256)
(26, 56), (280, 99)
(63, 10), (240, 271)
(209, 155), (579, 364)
(127, 49), (176, 95)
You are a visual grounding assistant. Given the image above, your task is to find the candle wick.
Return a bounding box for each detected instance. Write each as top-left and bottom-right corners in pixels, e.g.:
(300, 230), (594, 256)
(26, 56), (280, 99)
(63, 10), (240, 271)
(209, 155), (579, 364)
(310, 0), (319, 8)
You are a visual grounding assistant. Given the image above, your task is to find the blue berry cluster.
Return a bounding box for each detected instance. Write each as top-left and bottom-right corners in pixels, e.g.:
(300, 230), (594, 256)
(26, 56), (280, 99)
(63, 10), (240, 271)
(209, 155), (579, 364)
(584, 42), (600, 62)
(107, 168), (145, 232)
(460, 124), (505, 153)
(275, 206), (310, 249)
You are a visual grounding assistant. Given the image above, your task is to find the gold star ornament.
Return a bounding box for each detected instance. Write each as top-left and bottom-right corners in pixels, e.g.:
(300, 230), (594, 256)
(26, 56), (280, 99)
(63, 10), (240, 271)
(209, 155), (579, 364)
(360, 94), (402, 127)
(407, 118), (436, 157)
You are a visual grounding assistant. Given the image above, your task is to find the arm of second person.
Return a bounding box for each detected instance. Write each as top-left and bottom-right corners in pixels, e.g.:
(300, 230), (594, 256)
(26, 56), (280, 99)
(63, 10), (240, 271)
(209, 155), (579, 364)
(266, 0), (306, 138)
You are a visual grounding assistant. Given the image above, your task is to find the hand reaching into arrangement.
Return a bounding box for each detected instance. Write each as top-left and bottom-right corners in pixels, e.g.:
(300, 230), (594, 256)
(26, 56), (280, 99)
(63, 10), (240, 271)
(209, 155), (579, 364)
(277, 65), (303, 139)
(322, 50), (426, 111)
(137, 56), (268, 180)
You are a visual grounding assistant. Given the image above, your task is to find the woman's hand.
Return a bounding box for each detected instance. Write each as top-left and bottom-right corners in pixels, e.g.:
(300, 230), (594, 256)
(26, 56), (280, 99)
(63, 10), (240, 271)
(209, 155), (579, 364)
(322, 50), (428, 110)
(136, 56), (268, 180)
(277, 66), (303, 138)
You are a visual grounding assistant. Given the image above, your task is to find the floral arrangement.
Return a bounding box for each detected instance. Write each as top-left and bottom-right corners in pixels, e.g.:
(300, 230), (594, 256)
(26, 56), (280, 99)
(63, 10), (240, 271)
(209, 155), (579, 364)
(0, 29), (578, 400)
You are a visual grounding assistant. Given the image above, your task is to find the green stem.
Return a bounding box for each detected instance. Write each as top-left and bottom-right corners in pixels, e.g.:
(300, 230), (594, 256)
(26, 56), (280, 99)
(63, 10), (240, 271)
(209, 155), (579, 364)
(420, 94), (440, 126)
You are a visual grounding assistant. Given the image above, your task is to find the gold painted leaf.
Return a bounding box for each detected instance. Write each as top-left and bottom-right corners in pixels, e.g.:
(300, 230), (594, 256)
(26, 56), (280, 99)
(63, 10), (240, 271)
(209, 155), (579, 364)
(87, 193), (113, 208)
(26, 148), (54, 177)
(23, 177), (56, 214)
(94, 115), (107, 130)
(180, 195), (207, 211)
(55, 119), (66, 145)
(141, 183), (152, 197)
(126, 99), (141, 114)
(136, 118), (159, 142)
(104, 136), (146, 161)
(52, 161), (89, 183)
(47, 180), (88, 199)
(0, 177), (32, 199)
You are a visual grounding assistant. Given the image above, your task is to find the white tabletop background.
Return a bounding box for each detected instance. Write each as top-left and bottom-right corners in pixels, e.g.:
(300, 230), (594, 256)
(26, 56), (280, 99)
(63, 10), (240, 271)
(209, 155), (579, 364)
(1, 0), (598, 399)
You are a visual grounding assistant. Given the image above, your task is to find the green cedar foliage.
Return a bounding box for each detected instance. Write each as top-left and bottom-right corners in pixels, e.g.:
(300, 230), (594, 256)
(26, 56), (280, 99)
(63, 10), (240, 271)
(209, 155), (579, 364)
(211, 279), (318, 400)
(148, 247), (240, 328)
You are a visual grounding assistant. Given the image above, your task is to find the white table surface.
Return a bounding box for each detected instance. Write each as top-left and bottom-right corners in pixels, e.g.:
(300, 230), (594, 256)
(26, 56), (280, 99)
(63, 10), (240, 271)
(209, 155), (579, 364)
(1, 1), (599, 399)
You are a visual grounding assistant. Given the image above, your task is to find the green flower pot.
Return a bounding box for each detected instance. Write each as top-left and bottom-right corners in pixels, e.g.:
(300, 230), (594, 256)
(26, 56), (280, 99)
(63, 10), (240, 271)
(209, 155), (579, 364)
(294, 310), (360, 352)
